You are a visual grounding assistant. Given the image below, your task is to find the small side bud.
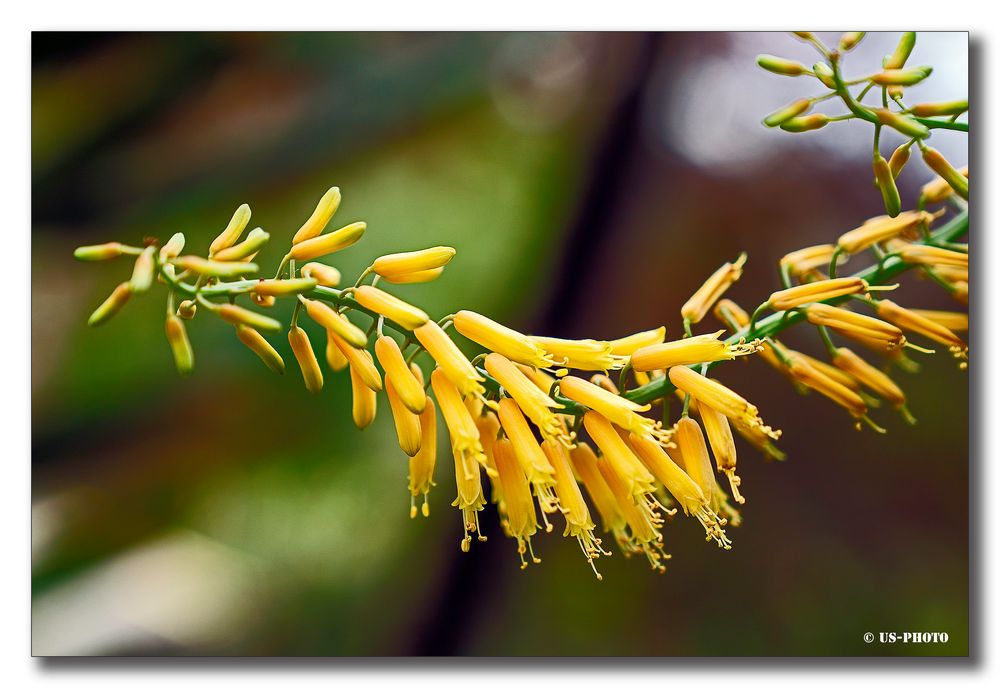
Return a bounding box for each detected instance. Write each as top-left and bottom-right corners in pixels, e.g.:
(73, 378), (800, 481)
(88, 283), (132, 326)
(873, 108), (929, 139)
(129, 246), (156, 293)
(779, 114), (829, 133)
(813, 63), (836, 89)
(216, 304), (283, 333)
(763, 98), (811, 127)
(165, 314), (194, 376)
(756, 54), (808, 76)
(873, 154), (902, 218)
(838, 32), (865, 51)
(177, 299), (198, 320)
(870, 66), (932, 86)
(921, 146), (968, 201)
(888, 142), (911, 179)
(884, 32), (917, 70)
(74, 242), (123, 261)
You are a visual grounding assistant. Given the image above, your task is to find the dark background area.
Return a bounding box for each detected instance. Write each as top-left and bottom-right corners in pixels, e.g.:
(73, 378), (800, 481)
(31, 31), (969, 656)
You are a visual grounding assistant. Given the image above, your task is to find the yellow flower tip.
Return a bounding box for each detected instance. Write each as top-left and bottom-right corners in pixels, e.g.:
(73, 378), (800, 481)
(300, 262), (342, 287)
(485, 353), (571, 447)
(209, 203), (252, 255)
(164, 314), (194, 376)
(236, 324), (285, 375)
(324, 330), (349, 372)
(609, 326), (667, 357)
(288, 325), (324, 393)
(837, 211), (934, 254)
(496, 397), (559, 515)
(292, 187), (342, 245)
(382, 267), (446, 284)
(212, 227), (270, 262)
(352, 285), (428, 331)
(561, 375), (672, 446)
(631, 330), (759, 372)
(287, 221), (366, 261)
(529, 336), (627, 372)
(372, 246), (457, 280)
(875, 299), (967, 363)
(415, 321), (485, 398)
(680, 253), (746, 324)
(173, 256), (259, 278)
(805, 303), (905, 351)
(454, 311), (557, 369)
(386, 377), (421, 455)
(408, 398), (438, 509)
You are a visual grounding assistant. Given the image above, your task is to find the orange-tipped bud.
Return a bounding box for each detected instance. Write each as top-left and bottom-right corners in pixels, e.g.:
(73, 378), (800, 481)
(873, 154), (902, 217)
(177, 299), (197, 320)
(375, 335), (426, 414)
(288, 325), (323, 393)
(386, 377), (421, 454)
(88, 282), (132, 326)
(921, 147), (968, 201)
(164, 314), (194, 376)
(74, 242), (124, 261)
(236, 324), (284, 374)
(172, 256), (259, 278)
(212, 227), (269, 262)
(756, 54), (808, 76)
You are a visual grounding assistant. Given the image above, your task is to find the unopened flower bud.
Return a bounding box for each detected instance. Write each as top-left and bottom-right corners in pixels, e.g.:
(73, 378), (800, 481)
(130, 246), (156, 293)
(779, 114), (830, 132)
(873, 154), (901, 218)
(292, 187), (341, 245)
(212, 227), (270, 262)
(74, 242), (124, 261)
(217, 304), (282, 333)
(884, 32), (916, 70)
(300, 262), (341, 287)
(921, 146), (968, 201)
(910, 100), (968, 117)
(763, 99), (811, 127)
(839, 32), (865, 51)
(164, 314), (194, 376)
(88, 282), (132, 326)
(209, 203), (251, 255)
(236, 324), (284, 374)
(871, 66), (932, 86)
(177, 299), (197, 319)
(287, 222), (366, 261)
(756, 54), (808, 76)
(288, 325), (323, 393)
(873, 109), (929, 139)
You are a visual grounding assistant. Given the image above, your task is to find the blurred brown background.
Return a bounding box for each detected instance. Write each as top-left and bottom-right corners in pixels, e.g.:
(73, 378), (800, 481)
(31, 31), (969, 656)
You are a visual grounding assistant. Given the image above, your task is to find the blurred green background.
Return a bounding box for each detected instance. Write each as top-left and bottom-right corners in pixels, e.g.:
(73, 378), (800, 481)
(31, 32), (969, 656)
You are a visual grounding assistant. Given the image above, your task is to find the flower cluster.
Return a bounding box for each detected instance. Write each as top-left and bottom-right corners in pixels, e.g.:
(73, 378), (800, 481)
(73, 32), (969, 579)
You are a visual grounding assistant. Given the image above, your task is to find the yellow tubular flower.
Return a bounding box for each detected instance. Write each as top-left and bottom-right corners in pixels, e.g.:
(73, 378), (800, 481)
(674, 417), (718, 511)
(130, 247), (155, 293)
(217, 304), (282, 333)
(561, 376), (671, 445)
(569, 443), (627, 539)
(408, 398), (437, 518)
(300, 262), (341, 287)
(164, 314), (194, 376)
(787, 357), (869, 420)
(767, 277), (877, 310)
(372, 246), (456, 279)
(732, 419), (786, 462)
(430, 368), (488, 478)
(542, 439), (606, 578)
(302, 298), (368, 348)
(692, 401), (743, 504)
(713, 299), (750, 328)
(330, 333), (382, 391)
(596, 456), (667, 572)
(790, 351), (860, 391)
(908, 309), (968, 333)
(450, 438), (487, 553)
(291, 187), (341, 245)
(609, 326), (667, 356)
(253, 278), (317, 297)
(805, 303), (906, 350)
(352, 286), (428, 331)
(212, 228), (269, 262)
(484, 354), (571, 447)
(875, 299), (968, 365)
(209, 203), (251, 255)
(529, 336), (627, 371)
(325, 330), (348, 372)
(631, 330), (760, 372)
(414, 321), (485, 398)
(496, 398), (559, 521)
(627, 433), (730, 548)
(473, 407), (503, 499)
(492, 438), (541, 569)
(454, 311), (557, 368)
(896, 244), (968, 269)
(837, 211), (932, 254)
(236, 324), (285, 374)
(172, 256), (258, 278)
(930, 265), (969, 284)
(383, 267), (445, 284)
(920, 166), (968, 205)
(288, 222), (366, 261)
(159, 233), (185, 262)
(680, 253), (747, 324)
(582, 411), (657, 500)
(288, 325), (323, 393)
(375, 336), (426, 414)
(350, 364), (378, 430)
(668, 366), (781, 440)
(386, 377), (421, 455)
(779, 244), (844, 278)
(952, 282), (968, 306)
(832, 347), (908, 412)
(88, 282), (133, 326)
